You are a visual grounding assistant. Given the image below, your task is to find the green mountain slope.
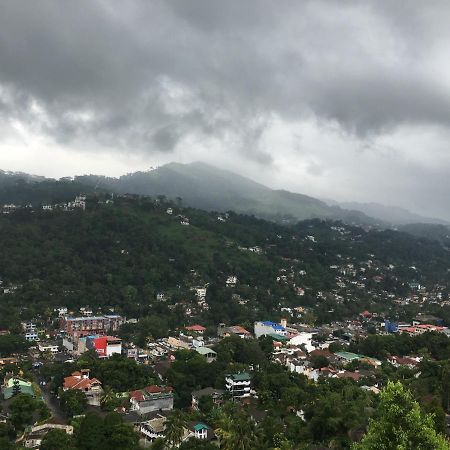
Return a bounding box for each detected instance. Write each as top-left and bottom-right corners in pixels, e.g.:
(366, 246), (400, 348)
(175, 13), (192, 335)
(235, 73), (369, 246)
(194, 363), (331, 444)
(1, 195), (449, 328)
(75, 162), (379, 225)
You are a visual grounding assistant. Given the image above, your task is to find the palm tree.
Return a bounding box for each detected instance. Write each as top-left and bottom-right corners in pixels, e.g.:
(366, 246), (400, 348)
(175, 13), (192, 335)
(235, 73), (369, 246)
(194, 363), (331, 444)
(164, 410), (187, 449)
(100, 386), (116, 408)
(214, 412), (235, 450)
(215, 411), (259, 450)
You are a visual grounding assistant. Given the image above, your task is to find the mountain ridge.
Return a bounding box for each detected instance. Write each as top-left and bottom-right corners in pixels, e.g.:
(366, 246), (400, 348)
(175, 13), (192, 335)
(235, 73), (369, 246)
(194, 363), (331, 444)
(0, 161), (447, 229)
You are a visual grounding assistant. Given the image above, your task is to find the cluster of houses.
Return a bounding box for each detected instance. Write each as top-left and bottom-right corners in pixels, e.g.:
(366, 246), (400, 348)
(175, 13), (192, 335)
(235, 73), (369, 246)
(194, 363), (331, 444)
(3, 306), (450, 448)
(1, 195), (87, 216)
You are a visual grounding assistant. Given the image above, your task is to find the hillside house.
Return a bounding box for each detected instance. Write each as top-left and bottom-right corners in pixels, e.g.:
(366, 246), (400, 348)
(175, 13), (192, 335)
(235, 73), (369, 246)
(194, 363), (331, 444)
(195, 347), (217, 363)
(139, 416), (167, 443)
(63, 369), (103, 406)
(217, 324), (251, 339)
(226, 276), (238, 287)
(225, 372), (252, 400)
(254, 321), (287, 338)
(191, 387), (225, 410)
(185, 324), (206, 334)
(129, 385), (174, 415)
(24, 421), (73, 449)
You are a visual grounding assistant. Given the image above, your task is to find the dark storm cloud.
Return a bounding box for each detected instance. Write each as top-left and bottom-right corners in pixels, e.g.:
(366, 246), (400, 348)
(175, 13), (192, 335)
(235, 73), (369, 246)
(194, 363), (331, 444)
(0, 0), (450, 218)
(1, 0), (449, 149)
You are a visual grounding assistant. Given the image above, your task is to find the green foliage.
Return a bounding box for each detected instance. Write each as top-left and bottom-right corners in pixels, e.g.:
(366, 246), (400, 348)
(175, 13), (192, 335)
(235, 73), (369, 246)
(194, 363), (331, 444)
(74, 412), (139, 450)
(309, 354), (329, 369)
(75, 413), (104, 450)
(9, 393), (38, 431)
(2, 195), (449, 328)
(0, 176), (98, 207)
(40, 429), (75, 450)
(0, 437), (15, 450)
(90, 353), (157, 391)
(179, 440), (217, 450)
(59, 389), (87, 417)
(11, 379), (21, 397)
(41, 353), (156, 394)
(198, 395), (214, 415)
(0, 335), (30, 357)
(354, 381), (450, 450)
(0, 422), (16, 441)
(214, 404), (261, 450)
(350, 332), (450, 360)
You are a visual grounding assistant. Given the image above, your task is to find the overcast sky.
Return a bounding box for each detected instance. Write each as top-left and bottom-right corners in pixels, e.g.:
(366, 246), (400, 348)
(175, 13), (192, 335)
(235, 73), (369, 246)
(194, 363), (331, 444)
(1, 1), (450, 219)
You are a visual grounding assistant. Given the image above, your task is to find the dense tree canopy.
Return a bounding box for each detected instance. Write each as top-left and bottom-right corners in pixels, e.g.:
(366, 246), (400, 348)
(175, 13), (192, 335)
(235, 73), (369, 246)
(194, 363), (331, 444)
(354, 381), (450, 450)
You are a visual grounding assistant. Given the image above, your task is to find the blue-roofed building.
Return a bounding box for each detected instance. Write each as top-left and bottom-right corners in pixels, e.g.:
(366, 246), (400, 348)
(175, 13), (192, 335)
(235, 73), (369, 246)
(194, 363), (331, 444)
(385, 320), (398, 333)
(254, 321), (288, 338)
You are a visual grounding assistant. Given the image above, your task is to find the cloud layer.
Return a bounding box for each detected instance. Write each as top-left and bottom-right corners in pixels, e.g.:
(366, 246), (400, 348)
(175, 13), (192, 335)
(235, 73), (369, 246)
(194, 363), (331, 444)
(0, 1), (449, 219)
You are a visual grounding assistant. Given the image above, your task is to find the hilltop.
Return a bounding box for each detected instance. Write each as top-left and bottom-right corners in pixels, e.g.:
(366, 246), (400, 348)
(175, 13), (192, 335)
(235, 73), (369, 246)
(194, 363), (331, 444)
(1, 162), (448, 233)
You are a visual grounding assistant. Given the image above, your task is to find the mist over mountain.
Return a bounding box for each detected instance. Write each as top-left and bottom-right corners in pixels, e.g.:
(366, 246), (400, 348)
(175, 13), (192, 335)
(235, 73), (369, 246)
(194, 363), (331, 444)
(73, 162), (378, 226)
(336, 201), (450, 226)
(0, 162), (448, 231)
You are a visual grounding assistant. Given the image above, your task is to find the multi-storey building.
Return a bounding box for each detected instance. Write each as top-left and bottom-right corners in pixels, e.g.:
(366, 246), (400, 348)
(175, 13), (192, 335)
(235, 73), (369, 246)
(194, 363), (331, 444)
(225, 372), (252, 400)
(60, 315), (125, 339)
(22, 322), (39, 341)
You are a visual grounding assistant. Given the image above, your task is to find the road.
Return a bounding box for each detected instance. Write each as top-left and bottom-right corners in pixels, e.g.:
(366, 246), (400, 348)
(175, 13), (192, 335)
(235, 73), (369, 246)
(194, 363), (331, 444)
(30, 366), (67, 423)
(39, 383), (67, 422)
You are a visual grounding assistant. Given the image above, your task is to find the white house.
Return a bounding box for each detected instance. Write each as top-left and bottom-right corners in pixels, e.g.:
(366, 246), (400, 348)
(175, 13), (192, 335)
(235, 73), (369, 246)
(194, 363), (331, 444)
(288, 332), (316, 353)
(38, 342), (59, 354)
(226, 276), (238, 287)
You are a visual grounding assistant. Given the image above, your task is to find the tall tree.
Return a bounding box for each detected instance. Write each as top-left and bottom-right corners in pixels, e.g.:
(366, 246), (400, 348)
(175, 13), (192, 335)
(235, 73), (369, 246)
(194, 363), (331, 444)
(354, 381), (450, 450)
(164, 410), (188, 449)
(40, 429), (75, 450)
(59, 389), (87, 417)
(12, 379), (21, 397)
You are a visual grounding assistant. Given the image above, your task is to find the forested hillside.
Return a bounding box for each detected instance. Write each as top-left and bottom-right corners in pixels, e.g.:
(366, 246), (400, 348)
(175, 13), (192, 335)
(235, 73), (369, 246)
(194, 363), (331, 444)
(0, 176), (98, 206)
(1, 194), (450, 331)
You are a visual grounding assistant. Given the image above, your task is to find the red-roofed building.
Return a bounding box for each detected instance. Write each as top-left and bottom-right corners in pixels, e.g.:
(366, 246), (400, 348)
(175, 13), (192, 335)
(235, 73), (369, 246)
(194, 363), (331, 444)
(63, 369), (103, 406)
(309, 349), (333, 358)
(398, 326), (417, 336)
(388, 355), (419, 368)
(185, 325), (206, 334)
(335, 371), (361, 381)
(129, 385), (174, 415)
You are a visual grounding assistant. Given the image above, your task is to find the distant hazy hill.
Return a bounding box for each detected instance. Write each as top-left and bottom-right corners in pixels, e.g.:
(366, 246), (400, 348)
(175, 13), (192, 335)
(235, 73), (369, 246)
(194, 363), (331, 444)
(337, 201), (449, 226)
(396, 223), (450, 245)
(1, 162), (446, 229)
(0, 170), (98, 206)
(0, 169), (46, 185)
(75, 162), (379, 225)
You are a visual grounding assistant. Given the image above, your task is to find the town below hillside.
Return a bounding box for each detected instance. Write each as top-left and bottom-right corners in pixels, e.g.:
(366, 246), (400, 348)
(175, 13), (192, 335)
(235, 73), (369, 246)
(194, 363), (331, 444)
(1, 194), (450, 449)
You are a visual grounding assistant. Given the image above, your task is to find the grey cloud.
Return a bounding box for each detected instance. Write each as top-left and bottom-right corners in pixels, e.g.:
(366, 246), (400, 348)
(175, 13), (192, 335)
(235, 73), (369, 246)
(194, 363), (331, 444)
(151, 125), (182, 153)
(1, 1), (450, 218)
(1, 0), (448, 150)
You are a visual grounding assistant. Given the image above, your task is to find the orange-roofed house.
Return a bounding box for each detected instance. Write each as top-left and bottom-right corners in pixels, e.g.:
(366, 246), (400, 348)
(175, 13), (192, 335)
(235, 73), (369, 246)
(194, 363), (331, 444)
(185, 325), (206, 334)
(217, 324), (251, 339)
(63, 369), (103, 406)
